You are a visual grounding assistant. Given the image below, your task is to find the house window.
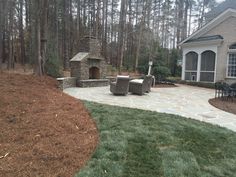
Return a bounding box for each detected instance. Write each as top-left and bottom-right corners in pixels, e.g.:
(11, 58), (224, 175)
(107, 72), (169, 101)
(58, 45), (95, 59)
(229, 44), (236, 49)
(227, 43), (236, 78)
(227, 53), (236, 77)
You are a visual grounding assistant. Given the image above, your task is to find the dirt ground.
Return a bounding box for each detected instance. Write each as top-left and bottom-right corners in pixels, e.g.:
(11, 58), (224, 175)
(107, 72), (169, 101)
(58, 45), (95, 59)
(209, 98), (236, 115)
(0, 72), (98, 177)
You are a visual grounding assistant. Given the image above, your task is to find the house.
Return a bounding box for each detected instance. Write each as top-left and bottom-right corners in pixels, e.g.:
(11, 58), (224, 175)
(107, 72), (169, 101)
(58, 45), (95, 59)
(179, 8), (236, 84)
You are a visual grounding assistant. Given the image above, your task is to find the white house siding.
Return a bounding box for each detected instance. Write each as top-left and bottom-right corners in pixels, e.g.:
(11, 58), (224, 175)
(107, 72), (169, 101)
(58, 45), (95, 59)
(202, 16), (236, 84)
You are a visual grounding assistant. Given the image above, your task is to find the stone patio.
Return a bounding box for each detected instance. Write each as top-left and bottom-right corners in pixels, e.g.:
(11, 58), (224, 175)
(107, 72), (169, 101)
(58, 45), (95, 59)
(64, 84), (236, 132)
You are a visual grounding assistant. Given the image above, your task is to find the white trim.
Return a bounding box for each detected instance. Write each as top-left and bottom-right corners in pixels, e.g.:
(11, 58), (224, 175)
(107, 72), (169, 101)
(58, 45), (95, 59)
(183, 46), (217, 56)
(226, 77), (236, 79)
(226, 51), (229, 79)
(179, 8), (236, 46)
(182, 54), (186, 80)
(228, 49), (236, 53)
(229, 49), (236, 52)
(214, 49), (218, 83)
(200, 71), (215, 73)
(185, 70), (198, 72)
(197, 54), (201, 82)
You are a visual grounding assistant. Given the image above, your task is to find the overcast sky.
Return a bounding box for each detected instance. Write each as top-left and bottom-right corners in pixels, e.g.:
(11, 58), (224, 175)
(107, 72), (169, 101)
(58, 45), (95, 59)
(216, 0), (225, 3)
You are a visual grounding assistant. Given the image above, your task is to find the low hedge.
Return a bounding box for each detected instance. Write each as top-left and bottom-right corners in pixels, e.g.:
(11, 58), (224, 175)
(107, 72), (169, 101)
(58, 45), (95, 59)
(178, 80), (215, 89)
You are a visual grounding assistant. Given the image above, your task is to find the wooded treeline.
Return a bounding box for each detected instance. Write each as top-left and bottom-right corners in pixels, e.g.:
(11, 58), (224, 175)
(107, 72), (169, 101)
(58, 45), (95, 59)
(0, 0), (218, 76)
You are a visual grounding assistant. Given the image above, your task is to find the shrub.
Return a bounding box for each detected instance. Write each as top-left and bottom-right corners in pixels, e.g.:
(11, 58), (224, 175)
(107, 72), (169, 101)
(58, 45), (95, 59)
(152, 66), (171, 82)
(179, 80), (215, 89)
(137, 65), (148, 74)
(45, 55), (62, 78)
(45, 37), (63, 78)
(165, 77), (181, 83)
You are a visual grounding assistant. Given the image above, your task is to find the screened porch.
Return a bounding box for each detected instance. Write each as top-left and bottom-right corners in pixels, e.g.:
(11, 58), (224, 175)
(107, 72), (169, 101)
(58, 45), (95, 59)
(184, 50), (216, 82)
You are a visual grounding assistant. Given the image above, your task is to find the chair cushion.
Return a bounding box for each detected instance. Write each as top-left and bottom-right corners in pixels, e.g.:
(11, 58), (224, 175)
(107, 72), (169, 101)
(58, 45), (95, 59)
(130, 79), (143, 84)
(117, 75), (129, 79)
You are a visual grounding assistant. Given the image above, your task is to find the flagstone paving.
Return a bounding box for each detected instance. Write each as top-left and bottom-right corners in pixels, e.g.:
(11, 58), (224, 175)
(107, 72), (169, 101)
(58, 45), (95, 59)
(64, 84), (236, 132)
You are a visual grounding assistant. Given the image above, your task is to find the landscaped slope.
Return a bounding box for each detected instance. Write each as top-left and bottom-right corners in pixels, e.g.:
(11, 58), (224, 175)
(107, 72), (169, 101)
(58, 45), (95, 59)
(76, 101), (236, 177)
(0, 73), (98, 177)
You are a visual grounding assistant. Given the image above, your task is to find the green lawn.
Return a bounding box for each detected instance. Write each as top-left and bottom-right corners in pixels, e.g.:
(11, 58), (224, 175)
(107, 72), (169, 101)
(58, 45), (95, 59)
(75, 101), (236, 177)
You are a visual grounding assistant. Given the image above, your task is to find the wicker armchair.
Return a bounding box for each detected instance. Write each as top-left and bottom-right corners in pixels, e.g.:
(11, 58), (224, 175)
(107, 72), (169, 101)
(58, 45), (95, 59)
(110, 75), (130, 95)
(129, 75), (153, 95)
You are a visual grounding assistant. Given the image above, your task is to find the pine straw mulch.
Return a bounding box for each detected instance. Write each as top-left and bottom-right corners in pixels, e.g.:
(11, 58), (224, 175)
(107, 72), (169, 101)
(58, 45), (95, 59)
(0, 72), (98, 177)
(209, 97), (236, 115)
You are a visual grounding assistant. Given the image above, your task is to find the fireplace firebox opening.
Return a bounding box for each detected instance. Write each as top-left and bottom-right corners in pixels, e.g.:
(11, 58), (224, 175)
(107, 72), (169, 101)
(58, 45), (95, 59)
(89, 67), (100, 79)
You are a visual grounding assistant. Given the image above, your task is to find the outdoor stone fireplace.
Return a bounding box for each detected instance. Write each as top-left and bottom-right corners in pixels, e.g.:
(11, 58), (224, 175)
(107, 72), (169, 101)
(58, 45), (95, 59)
(70, 36), (108, 87)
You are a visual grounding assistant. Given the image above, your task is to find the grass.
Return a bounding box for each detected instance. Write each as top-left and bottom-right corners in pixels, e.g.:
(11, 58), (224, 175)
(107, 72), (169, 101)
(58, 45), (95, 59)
(75, 101), (236, 177)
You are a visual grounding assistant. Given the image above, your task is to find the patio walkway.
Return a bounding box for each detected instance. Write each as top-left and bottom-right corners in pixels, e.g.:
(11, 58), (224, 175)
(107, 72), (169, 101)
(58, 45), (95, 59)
(64, 85), (236, 132)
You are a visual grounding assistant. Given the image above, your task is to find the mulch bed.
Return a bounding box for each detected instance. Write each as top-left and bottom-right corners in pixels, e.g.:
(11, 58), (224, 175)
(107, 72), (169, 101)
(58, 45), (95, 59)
(209, 98), (236, 115)
(0, 72), (98, 177)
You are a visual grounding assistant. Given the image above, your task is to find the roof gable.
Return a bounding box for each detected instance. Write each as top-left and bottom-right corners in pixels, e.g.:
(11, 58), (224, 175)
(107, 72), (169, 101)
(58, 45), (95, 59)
(185, 35), (223, 43)
(179, 8), (236, 46)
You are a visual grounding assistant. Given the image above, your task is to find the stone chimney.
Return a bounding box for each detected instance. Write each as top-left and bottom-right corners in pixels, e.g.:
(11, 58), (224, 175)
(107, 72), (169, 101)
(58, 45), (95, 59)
(79, 36), (102, 57)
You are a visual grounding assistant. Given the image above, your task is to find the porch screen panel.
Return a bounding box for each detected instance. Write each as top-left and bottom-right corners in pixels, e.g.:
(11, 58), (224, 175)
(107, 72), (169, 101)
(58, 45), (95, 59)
(201, 51), (215, 71)
(185, 72), (197, 81)
(200, 51), (215, 82)
(185, 52), (198, 71)
(200, 73), (214, 82)
(185, 52), (198, 81)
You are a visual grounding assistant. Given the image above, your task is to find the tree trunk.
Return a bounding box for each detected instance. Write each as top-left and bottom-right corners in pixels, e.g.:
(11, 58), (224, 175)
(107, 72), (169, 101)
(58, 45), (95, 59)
(62, 0), (69, 70)
(182, 0), (189, 40)
(35, 0), (42, 76)
(177, 0), (184, 49)
(19, 0), (26, 69)
(95, 0), (101, 38)
(102, 0), (108, 61)
(117, 0), (127, 72)
(110, 0), (114, 65)
(8, 0), (15, 70)
(0, 0), (3, 70)
(188, 1), (192, 36)
(76, 0), (81, 48)
(135, 1), (147, 71)
(40, 0), (49, 74)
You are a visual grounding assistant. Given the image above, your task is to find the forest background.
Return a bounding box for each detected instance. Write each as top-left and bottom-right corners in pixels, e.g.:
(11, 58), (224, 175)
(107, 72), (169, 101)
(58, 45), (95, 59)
(0, 0), (221, 78)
